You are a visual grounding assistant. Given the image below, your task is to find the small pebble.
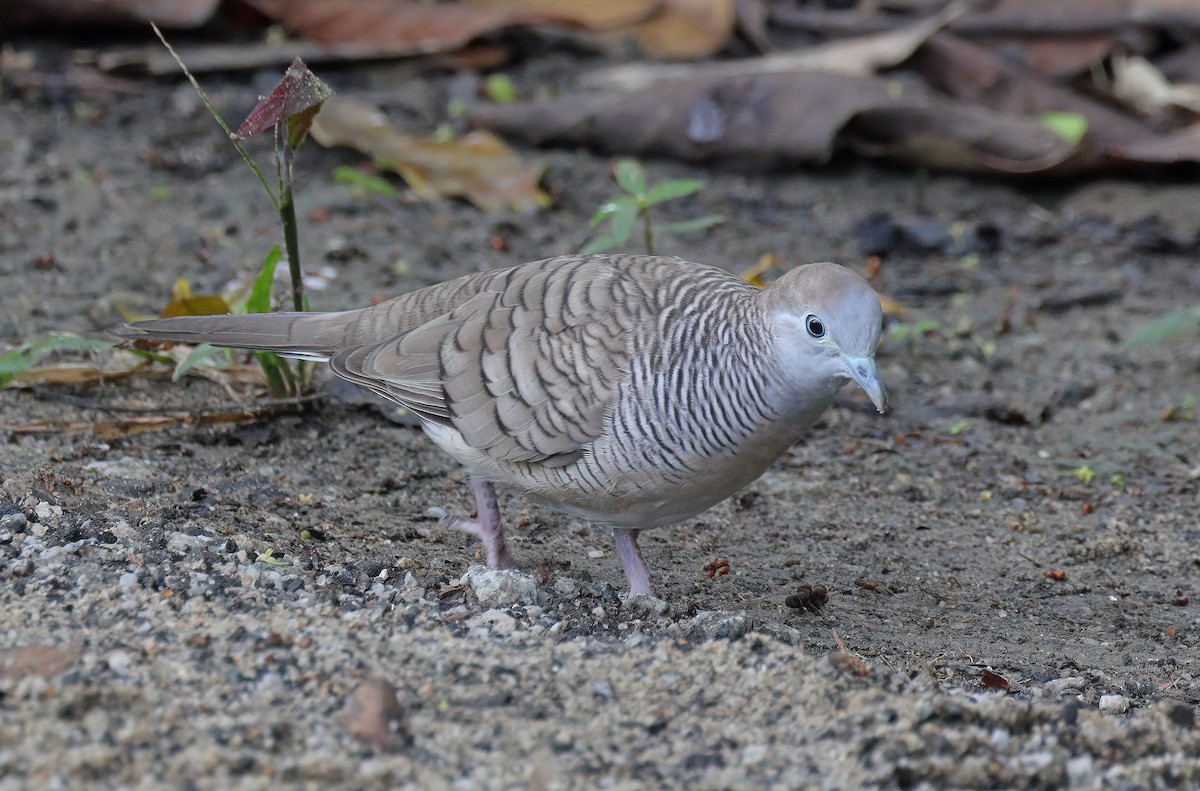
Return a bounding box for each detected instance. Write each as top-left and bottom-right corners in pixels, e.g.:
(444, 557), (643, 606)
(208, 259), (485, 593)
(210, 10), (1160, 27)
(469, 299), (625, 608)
(1099, 695), (1130, 715)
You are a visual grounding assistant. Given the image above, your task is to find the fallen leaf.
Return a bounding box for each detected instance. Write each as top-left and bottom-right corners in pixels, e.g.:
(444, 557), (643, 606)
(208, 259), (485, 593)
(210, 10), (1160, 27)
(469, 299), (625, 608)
(0, 0), (219, 27)
(471, 70), (1079, 174)
(312, 95), (547, 211)
(468, 0), (658, 30)
(613, 0), (739, 61)
(978, 668), (1010, 690)
(585, 2), (958, 91)
(1112, 54), (1200, 117)
(242, 0), (581, 52)
(911, 33), (1153, 148)
(6, 356), (150, 389)
(162, 279), (231, 318)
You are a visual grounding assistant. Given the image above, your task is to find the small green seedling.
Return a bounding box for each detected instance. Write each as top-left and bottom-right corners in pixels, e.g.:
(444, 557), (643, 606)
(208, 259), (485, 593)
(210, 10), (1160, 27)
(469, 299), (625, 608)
(1039, 111), (1088, 144)
(256, 547), (291, 567)
(484, 73), (518, 104)
(1126, 305), (1200, 348)
(333, 165), (398, 199)
(1073, 465), (1095, 485)
(885, 319), (941, 350)
(583, 158), (723, 255)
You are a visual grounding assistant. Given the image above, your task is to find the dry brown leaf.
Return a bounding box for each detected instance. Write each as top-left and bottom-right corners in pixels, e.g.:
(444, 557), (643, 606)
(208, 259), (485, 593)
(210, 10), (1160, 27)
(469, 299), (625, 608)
(614, 0), (738, 60)
(585, 3), (958, 91)
(978, 34), (1117, 80)
(7, 358), (150, 389)
(312, 95), (547, 211)
(1, 408), (288, 439)
(471, 70), (1078, 174)
(468, 0), (659, 30)
(1111, 121), (1200, 163)
(242, 0), (563, 52)
(911, 33), (1154, 148)
(1112, 55), (1200, 117)
(0, 0), (218, 27)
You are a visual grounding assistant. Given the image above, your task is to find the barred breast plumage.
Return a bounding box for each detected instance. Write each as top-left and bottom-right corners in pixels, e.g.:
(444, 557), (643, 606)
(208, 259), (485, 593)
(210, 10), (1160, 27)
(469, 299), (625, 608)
(117, 254), (886, 594)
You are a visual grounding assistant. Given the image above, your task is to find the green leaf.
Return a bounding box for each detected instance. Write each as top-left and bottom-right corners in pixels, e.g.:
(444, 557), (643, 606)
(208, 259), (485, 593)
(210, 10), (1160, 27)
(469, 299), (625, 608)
(580, 234), (622, 255)
(0, 334), (114, 387)
(607, 202), (638, 245)
(1039, 111), (1088, 144)
(652, 214), (725, 235)
(247, 245), (283, 315)
(1125, 307), (1200, 348)
(484, 73), (518, 104)
(614, 159), (646, 197)
(333, 165), (397, 198)
(644, 178), (704, 206)
(172, 343), (217, 382)
(589, 196), (638, 228)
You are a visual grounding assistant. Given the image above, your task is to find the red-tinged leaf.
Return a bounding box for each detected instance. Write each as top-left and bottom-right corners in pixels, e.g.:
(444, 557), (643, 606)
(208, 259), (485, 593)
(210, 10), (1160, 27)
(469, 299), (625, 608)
(235, 57), (333, 144)
(979, 669), (1010, 691)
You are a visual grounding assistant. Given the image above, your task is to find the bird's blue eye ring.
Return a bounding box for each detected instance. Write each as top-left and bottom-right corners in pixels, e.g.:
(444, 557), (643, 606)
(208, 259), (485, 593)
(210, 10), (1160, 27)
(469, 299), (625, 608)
(806, 315), (826, 339)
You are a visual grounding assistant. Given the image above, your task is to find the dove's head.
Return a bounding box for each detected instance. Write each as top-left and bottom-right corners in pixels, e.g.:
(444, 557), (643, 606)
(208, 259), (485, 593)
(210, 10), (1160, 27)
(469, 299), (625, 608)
(764, 262), (886, 413)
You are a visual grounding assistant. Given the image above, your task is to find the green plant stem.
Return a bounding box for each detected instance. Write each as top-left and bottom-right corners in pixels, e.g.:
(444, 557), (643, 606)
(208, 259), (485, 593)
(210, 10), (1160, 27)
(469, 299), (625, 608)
(641, 210), (654, 256)
(280, 192), (304, 312)
(275, 126), (305, 313)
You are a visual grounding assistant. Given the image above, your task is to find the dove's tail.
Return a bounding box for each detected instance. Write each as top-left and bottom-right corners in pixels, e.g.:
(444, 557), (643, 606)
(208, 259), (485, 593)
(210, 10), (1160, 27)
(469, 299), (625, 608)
(113, 311), (363, 362)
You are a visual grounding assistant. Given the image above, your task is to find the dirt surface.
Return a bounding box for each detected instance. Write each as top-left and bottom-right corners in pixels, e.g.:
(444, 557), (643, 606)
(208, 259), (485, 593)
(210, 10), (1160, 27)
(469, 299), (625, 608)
(2, 40), (1200, 790)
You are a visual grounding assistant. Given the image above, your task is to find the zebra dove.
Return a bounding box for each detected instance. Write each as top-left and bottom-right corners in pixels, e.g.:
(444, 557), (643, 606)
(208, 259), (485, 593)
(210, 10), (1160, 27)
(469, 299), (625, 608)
(118, 254), (885, 594)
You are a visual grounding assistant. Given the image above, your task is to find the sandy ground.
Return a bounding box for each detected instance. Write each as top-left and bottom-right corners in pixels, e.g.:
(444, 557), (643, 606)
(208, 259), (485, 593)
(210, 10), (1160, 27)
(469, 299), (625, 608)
(1, 40), (1199, 790)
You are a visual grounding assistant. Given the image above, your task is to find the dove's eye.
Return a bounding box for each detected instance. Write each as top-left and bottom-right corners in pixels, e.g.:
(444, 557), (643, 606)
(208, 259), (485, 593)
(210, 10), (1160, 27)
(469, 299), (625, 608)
(805, 315), (826, 339)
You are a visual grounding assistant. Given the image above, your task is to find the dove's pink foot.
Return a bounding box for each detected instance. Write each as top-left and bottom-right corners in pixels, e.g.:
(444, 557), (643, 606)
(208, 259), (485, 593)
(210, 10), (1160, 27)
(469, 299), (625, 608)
(438, 478), (514, 570)
(613, 528), (652, 595)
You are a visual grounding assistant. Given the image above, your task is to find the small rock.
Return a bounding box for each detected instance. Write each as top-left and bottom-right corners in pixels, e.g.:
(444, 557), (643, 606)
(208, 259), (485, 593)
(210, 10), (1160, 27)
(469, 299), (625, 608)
(33, 502), (61, 521)
(622, 593), (670, 619)
(553, 577), (577, 596)
(741, 743), (769, 765)
(105, 649), (133, 675)
(1099, 694), (1130, 714)
(476, 609), (517, 635)
(29, 523), (47, 538)
(669, 610), (751, 642)
(1066, 755), (1095, 786)
(0, 511), (27, 534)
(339, 677), (411, 752)
(463, 565), (537, 606)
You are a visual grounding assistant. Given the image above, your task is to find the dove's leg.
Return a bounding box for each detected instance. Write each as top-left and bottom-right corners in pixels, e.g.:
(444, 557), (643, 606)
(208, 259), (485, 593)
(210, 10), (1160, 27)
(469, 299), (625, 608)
(437, 478), (514, 570)
(613, 528), (652, 595)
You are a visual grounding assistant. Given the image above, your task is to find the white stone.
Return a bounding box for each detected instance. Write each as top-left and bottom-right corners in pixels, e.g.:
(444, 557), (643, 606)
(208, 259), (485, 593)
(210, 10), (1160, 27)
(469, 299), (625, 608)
(463, 565), (537, 606)
(1099, 694), (1130, 714)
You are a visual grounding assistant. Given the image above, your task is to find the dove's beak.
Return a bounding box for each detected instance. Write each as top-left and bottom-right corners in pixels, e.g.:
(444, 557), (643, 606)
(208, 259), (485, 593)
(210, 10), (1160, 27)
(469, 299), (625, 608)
(844, 356), (886, 414)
